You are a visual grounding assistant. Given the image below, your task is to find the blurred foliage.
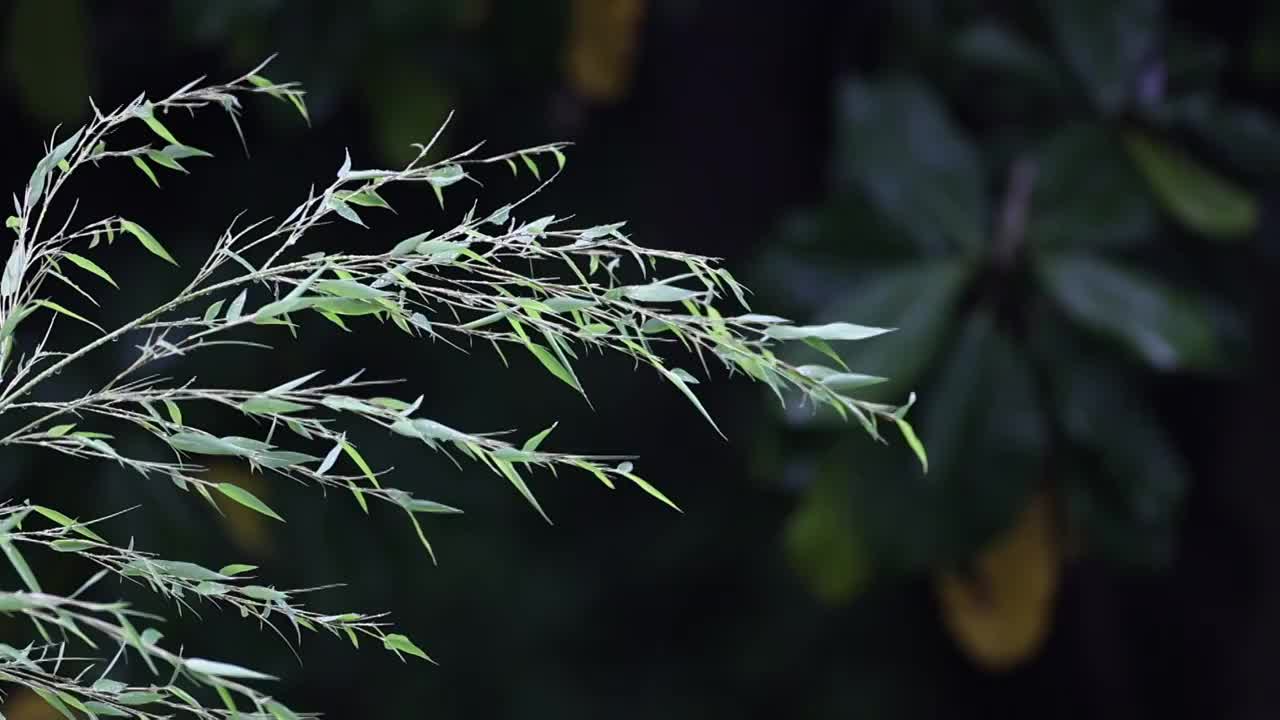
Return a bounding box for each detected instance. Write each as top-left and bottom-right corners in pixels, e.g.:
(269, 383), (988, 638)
(0, 1), (1276, 718)
(765, 0), (1278, 671)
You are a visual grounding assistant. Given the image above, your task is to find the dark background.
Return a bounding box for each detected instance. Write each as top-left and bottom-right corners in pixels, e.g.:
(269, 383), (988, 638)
(2, 1), (1279, 718)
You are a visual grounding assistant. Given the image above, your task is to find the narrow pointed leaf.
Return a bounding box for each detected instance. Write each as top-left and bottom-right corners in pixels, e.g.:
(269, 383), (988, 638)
(215, 483), (285, 522)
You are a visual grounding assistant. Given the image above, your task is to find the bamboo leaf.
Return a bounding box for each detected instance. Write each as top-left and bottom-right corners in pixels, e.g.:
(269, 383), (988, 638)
(382, 633), (433, 662)
(120, 220), (178, 265)
(34, 299), (104, 332)
(215, 483), (285, 522)
(61, 252), (117, 287)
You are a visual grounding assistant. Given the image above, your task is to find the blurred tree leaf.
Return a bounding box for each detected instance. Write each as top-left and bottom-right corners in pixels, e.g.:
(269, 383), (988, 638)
(935, 490), (1061, 672)
(1036, 252), (1219, 371)
(1047, 356), (1189, 569)
(1042, 0), (1161, 114)
(6, 0), (89, 124)
(784, 459), (872, 605)
(950, 21), (1065, 96)
(831, 312), (1042, 575)
(1028, 124), (1156, 250)
(919, 312), (1044, 563)
(1125, 132), (1259, 238)
(1165, 95), (1280, 178)
(835, 79), (986, 254)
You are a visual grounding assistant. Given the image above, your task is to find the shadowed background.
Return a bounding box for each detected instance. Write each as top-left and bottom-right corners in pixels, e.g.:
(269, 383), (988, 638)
(1, 1), (1279, 718)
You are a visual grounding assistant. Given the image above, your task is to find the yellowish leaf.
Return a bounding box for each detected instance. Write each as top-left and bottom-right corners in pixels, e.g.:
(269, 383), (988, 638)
(935, 490), (1061, 672)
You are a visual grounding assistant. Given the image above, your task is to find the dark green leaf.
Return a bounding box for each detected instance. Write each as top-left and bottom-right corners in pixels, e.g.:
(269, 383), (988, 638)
(951, 22), (1065, 94)
(1029, 125), (1156, 250)
(1037, 252), (1219, 370)
(1042, 0), (1160, 113)
(836, 79), (985, 252)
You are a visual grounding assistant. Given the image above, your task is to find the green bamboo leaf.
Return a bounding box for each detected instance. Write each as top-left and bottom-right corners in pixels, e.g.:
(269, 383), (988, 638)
(226, 289), (247, 321)
(120, 220), (178, 265)
(621, 472), (681, 512)
(239, 396), (310, 416)
(184, 657), (277, 681)
(318, 443), (342, 475)
(34, 299), (104, 332)
(50, 539), (96, 552)
(162, 143), (214, 160)
(267, 700), (303, 720)
(28, 128), (84, 202)
(32, 688), (76, 720)
(215, 483), (285, 522)
(893, 417), (928, 473)
(765, 322), (894, 342)
(659, 366), (724, 439)
(622, 283), (702, 303)
(1, 539), (41, 592)
(257, 450), (321, 469)
(404, 498), (465, 515)
(520, 153), (541, 180)
(426, 164), (465, 188)
(131, 155), (160, 187)
(527, 343), (581, 392)
(382, 633), (433, 662)
(522, 422), (558, 453)
(116, 691), (165, 706)
(61, 252), (117, 288)
(495, 458), (550, 523)
(342, 188), (392, 209)
(163, 399), (183, 426)
(31, 504), (106, 543)
(315, 279), (390, 300)
(137, 103), (181, 145)
(2, 244), (25, 298)
(146, 149), (188, 173)
(327, 197), (366, 227)
(341, 441), (381, 488)
(122, 559), (228, 581)
(165, 432), (242, 455)
(203, 299), (224, 322)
